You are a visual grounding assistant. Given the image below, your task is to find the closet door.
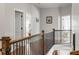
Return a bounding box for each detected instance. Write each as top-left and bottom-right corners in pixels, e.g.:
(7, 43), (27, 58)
(15, 11), (23, 39)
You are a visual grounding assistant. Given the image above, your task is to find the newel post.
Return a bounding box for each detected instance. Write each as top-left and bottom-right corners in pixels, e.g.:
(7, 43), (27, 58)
(2, 37), (11, 55)
(28, 33), (31, 55)
(41, 30), (44, 55)
(53, 29), (55, 44)
(28, 33), (31, 38)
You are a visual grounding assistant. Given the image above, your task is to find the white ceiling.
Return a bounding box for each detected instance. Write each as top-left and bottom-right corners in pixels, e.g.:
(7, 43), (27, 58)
(32, 3), (72, 8)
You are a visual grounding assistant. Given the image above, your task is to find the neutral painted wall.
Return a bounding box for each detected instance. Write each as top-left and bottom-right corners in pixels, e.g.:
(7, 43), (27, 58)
(40, 5), (72, 44)
(40, 5), (72, 33)
(30, 5), (40, 35)
(0, 3), (40, 54)
(72, 3), (79, 50)
(0, 3), (6, 54)
(4, 3), (27, 39)
(59, 5), (72, 30)
(40, 7), (59, 33)
(59, 5), (72, 16)
(0, 4), (7, 39)
(1, 3), (40, 39)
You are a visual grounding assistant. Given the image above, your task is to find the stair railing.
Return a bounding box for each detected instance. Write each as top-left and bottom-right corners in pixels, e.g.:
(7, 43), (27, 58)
(0, 30), (45, 55)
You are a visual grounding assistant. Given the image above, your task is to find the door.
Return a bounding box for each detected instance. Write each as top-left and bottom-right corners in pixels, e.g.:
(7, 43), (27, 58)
(15, 11), (23, 39)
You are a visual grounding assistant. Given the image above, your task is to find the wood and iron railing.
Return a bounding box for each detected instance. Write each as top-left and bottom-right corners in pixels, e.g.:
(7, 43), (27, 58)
(0, 30), (55, 55)
(52, 32), (76, 55)
(0, 30), (45, 55)
(52, 29), (72, 44)
(52, 29), (78, 55)
(52, 29), (76, 51)
(0, 29), (78, 55)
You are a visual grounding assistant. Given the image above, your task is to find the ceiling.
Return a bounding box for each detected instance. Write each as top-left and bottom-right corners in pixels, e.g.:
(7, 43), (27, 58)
(32, 3), (72, 8)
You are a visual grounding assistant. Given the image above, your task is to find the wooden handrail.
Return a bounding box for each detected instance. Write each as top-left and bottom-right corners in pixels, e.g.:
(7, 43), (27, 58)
(1, 30), (45, 55)
(10, 36), (29, 44)
(30, 33), (40, 37)
(54, 30), (72, 31)
(70, 50), (79, 55)
(10, 33), (40, 44)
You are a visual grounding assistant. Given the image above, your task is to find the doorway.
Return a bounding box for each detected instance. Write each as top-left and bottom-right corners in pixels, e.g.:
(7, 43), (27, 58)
(15, 11), (23, 39)
(61, 15), (71, 44)
(57, 15), (71, 44)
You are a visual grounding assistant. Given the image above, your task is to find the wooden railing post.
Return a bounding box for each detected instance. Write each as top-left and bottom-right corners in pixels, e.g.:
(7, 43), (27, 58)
(2, 37), (11, 55)
(29, 33), (31, 38)
(41, 30), (44, 55)
(73, 33), (75, 51)
(53, 29), (55, 44)
(28, 33), (31, 55)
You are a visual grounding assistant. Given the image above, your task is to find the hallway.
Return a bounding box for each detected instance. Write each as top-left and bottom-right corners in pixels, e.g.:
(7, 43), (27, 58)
(0, 3), (79, 55)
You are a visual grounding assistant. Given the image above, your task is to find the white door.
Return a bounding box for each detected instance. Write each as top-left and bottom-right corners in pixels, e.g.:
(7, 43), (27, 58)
(15, 11), (23, 39)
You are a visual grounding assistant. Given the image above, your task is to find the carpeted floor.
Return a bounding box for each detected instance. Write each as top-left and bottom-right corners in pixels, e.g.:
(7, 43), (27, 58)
(47, 43), (72, 55)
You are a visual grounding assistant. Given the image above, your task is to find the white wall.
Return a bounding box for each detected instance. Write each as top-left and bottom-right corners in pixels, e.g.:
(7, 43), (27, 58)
(4, 3), (27, 39)
(0, 4), (7, 39)
(59, 5), (72, 16)
(0, 3), (6, 54)
(40, 6), (72, 33)
(0, 3), (40, 54)
(1, 3), (40, 39)
(40, 5), (72, 44)
(72, 3), (79, 50)
(40, 7), (59, 33)
(30, 5), (40, 35)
